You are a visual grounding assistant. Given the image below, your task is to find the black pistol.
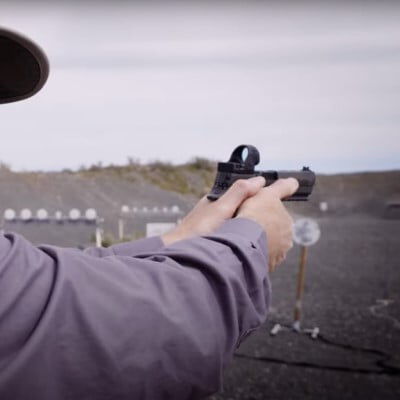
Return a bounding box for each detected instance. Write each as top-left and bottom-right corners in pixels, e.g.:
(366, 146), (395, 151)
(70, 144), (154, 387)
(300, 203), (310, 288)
(207, 145), (316, 201)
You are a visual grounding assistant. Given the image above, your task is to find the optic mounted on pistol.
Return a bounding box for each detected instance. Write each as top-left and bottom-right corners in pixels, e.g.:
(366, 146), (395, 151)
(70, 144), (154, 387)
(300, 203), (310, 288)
(207, 145), (316, 201)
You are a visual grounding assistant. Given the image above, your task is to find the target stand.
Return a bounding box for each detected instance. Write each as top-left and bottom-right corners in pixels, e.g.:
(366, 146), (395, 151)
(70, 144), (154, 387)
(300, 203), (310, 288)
(270, 218), (321, 339)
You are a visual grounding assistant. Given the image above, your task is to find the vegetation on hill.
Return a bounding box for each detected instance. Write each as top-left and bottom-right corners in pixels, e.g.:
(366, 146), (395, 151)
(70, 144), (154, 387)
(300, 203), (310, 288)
(1, 157), (399, 218)
(76, 157), (217, 198)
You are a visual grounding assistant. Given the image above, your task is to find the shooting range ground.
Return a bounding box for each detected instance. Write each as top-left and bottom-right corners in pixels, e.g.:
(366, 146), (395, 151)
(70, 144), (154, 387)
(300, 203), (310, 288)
(211, 216), (400, 400)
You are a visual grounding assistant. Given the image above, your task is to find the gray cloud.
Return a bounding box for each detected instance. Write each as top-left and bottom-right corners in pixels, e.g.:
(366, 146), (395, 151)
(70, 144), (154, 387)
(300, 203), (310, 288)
(1, 1), (399, 172)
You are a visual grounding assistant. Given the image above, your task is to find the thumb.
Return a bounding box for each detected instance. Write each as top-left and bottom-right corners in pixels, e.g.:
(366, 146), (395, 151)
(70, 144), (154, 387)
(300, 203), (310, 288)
(217, 176), (266, 211)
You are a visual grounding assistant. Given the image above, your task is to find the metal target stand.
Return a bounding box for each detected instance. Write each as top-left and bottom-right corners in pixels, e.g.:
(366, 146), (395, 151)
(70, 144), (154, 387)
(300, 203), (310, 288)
(270, 218), (321, 339)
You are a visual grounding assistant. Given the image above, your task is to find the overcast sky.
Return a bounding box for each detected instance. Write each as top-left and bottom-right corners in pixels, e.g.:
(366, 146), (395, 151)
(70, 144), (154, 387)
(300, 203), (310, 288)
(1, 0), (399, 173)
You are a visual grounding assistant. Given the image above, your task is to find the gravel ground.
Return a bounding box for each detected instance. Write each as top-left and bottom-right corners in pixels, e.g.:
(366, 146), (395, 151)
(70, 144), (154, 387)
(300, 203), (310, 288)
(210, 216), (400, 400)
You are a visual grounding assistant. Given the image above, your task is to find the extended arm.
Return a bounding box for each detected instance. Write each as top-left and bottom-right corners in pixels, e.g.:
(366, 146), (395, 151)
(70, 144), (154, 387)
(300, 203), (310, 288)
(0, 176), (297, 400)
(0, 218), (268, 399)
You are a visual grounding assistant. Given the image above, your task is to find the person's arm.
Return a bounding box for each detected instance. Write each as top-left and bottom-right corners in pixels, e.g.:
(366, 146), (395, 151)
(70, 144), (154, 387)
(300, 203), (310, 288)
(0, 176), (297, 400)
(0, 217), (268, 399)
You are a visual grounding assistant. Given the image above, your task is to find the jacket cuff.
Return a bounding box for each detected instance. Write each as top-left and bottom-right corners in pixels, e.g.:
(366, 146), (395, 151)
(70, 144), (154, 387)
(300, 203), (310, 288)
(212, 217), (268, 261)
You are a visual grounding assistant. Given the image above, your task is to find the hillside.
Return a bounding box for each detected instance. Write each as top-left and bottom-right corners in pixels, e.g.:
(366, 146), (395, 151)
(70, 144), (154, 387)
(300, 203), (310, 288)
(0, 159), (215, 246)
(0, 161), (399, 246)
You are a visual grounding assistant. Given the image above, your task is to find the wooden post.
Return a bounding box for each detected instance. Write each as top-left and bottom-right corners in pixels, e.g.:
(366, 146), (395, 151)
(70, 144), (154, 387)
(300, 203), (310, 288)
(294, 245), (308, 329)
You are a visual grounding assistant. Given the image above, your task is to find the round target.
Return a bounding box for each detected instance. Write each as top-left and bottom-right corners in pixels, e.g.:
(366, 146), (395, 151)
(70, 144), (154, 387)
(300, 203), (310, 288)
(293, 218), (321, 247)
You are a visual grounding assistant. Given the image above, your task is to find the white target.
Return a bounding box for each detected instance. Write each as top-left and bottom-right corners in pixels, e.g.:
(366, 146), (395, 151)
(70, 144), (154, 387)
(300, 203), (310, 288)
(319, 202), (328, 212)
(69, 208), (81, 220)
(4, 209), (16, 221)
(121, 205), (130, 214)
(171, 205), (180, 214)
(36, 209), (49, 220)
(293, 218), (321, 247)
(20, 209), (32, 221)
(85, 208), (97, 220)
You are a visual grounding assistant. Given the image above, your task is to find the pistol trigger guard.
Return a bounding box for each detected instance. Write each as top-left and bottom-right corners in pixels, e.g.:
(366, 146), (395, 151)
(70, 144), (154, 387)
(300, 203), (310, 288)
(229, 145), (260, 169)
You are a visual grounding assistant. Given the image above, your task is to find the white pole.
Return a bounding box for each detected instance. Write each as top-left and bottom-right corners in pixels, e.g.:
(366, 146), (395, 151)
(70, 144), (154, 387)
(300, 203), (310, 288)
(118, 218), (124, 240)
(95, 227), (102, 248)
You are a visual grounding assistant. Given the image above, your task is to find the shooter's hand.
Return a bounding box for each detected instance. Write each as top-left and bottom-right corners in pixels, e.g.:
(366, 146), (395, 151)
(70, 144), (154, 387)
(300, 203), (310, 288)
(235, 178), (299, 272)
(162, 176), (266, 246)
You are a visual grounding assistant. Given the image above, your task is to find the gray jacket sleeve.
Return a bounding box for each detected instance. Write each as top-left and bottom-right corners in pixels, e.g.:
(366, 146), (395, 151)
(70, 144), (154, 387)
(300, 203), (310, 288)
(0, 218), (270, 400)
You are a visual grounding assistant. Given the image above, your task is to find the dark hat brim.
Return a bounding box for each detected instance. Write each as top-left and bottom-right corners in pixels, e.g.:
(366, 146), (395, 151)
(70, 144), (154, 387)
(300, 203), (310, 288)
(0, 27), (49, 104)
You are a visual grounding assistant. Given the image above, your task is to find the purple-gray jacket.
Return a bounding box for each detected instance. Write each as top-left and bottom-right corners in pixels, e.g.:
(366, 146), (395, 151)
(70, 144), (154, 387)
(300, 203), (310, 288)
(0, 217), (270, 399)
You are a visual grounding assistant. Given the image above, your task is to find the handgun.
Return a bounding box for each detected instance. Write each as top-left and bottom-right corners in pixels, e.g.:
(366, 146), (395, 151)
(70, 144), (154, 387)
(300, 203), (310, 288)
(207, 145), (316, 201)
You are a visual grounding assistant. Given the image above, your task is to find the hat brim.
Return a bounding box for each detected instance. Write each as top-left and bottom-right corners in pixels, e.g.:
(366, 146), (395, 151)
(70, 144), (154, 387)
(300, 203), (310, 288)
(0, 27), (49, 104)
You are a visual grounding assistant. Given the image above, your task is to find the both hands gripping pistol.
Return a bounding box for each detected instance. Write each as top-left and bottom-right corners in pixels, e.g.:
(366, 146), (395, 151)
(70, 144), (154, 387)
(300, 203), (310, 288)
(207, 145), (316, 201)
